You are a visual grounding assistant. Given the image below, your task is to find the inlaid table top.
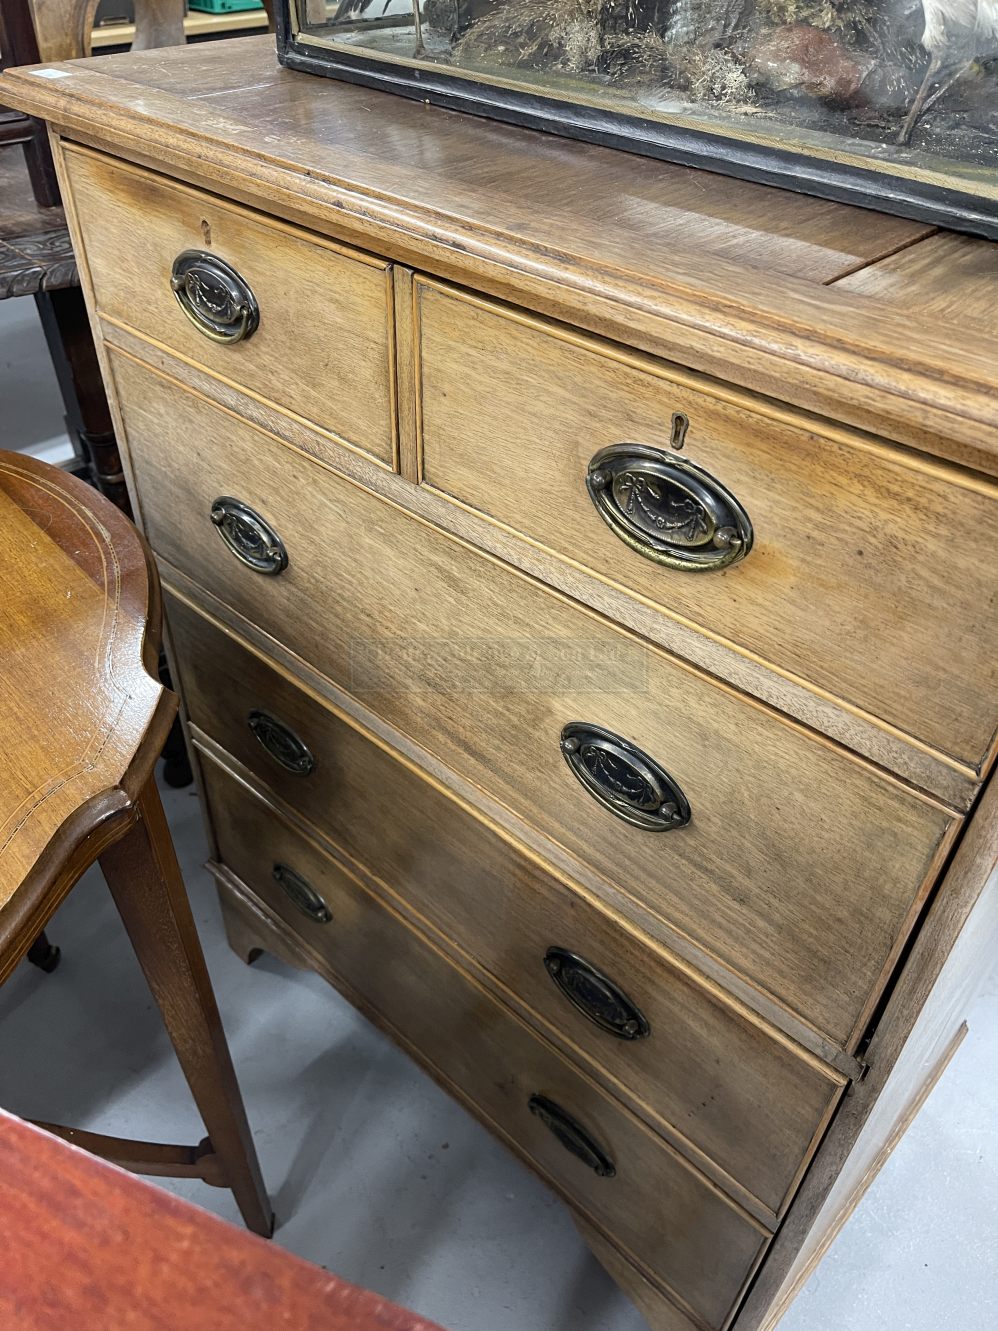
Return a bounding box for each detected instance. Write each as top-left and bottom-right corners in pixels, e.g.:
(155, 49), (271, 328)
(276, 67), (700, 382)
(0, 451), (174, 914)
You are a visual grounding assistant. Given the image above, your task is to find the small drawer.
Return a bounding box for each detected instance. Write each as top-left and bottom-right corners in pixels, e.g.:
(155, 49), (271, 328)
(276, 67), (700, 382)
(202, 758), (769, 1330)
(63, 144), (396, 468)
(115, 353), (957, 1051)
(414, 279), (998, 775)
(166, 592), (845, 1222)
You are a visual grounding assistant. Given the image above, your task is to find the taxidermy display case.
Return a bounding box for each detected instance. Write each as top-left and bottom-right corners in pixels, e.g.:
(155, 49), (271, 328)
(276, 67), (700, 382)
(276, 0), (998, 238)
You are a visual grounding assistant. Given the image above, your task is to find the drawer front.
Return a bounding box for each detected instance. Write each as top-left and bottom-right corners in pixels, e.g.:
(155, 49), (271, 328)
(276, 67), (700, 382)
(415, 279), (998, 773)
(63, 144), (396, 467)
(114, 352), (957, 1049)
(202, 758), (768, 1329)
(166, 592), (844, 1221)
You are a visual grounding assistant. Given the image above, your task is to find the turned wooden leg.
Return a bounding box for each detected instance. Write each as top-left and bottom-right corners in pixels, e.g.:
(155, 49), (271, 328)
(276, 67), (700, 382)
(33, 287), (124, 504)
(99, 779), (273, 1237)
(26, 930), (61, 973)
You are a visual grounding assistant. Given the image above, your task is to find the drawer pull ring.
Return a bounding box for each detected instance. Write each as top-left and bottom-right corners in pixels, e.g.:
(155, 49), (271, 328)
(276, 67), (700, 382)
(544, 948), (650, 1040)
(248, 710), (315, 777)
(210, 497), (288, 575)
(587, 444), (752, 572)
(528, 1095), (616, 1178)
(272, 863), (332, 923)
(170, 250), (259, 344)
(560, 722), (691, 832)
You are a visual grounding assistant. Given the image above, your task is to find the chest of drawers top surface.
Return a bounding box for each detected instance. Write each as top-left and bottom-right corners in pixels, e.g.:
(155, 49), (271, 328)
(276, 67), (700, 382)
(4, 36), (997, 478)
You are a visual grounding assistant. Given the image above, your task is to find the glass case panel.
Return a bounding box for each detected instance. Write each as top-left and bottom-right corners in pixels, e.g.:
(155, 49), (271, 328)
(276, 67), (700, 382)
(281, 1), (998, 237)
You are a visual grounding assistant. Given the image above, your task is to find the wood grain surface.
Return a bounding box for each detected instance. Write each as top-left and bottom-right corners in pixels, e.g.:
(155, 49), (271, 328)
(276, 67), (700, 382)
(0, 450), (171, 913)
(97, 314), (978, 807)
(834, 231), (998, 341)
(736, 772), (998, 1331)
(576, 1216), (703, 1331)
(165, 589), (845, 1226)
(203, 759), (770, 1331)
(0, 1110), (443, 1330)
(62, 143), (397, 468)
(36, 45), (925, 284)
(112, 355), (958, 1050)
(160, 554), (863, 1082)
(416, 279), (998, 776)
(3, 41), (997, 474)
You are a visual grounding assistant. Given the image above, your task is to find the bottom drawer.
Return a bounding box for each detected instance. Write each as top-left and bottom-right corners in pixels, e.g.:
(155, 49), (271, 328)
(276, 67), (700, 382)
(202, 757), (768, 1330)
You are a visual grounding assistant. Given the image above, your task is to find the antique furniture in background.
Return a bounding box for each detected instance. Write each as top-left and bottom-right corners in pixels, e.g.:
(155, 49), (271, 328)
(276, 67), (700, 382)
(0, 0), (187, 507)
(0, 1109), (441, 1331)
(0, 450), (270, 1237)
(89, 4), (271, 49)
(4, 37), (996, 1331)
(0, 0), (273, 502)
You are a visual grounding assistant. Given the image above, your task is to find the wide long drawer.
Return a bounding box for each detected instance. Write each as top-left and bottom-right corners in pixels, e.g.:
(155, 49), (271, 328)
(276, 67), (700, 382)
(415, 278), (998, 776)
(113, 351), (958, 1049)
(166, 591), (844, 1222)
(63, 144), (396, 468)
(202, 758), (769, 1330)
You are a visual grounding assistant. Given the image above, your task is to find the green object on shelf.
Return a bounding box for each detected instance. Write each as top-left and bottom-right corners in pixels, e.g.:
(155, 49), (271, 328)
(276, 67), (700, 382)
(188, 0), (265, 13)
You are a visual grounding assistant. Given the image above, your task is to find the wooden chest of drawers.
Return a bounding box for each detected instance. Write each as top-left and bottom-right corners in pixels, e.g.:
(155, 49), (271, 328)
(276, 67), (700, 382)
(5, 37), (996, 1331)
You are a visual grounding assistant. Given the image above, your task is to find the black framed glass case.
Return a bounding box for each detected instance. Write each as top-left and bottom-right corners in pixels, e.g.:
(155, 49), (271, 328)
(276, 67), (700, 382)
(276, 1), (998, 239)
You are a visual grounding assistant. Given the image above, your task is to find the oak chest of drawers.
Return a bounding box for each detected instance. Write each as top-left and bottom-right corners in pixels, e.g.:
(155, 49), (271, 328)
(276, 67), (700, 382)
(5, 37), (996, 1331)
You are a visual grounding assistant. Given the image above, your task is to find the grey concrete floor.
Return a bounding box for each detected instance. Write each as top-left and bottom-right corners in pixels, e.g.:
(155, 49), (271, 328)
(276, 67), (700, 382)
(2, 297), (997, 1330)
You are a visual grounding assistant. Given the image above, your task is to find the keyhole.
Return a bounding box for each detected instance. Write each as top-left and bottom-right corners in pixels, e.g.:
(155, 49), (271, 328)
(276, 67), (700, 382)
(669, 412), (689, 450)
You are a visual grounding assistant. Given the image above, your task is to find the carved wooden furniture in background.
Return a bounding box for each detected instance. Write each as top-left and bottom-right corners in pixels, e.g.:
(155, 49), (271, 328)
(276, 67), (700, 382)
(0, 152), (74, 295)
(4, 38), (996, 1331)
(27, 0), (184, 62)
(0, 450), (271, 1237)
(0, 1109), (441, 1331)
(84, 2), (274, 51)
(0, 0), (185, 507)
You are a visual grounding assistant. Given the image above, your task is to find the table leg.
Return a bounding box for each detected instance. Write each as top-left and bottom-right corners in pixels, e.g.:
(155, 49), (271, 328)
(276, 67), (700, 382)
(99, 778), (273, 1237)
(26, 930), (61, 973)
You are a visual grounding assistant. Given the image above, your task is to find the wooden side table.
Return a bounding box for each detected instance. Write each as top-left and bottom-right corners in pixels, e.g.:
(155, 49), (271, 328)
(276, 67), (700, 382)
(0, 449), (271, 1237)
(0, 1109), (443, 1330)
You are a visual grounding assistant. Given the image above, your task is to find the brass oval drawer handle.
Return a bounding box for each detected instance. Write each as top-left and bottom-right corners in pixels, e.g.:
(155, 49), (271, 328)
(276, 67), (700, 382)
(587, 444), (752, 572)
(560, 722), (691, 832)
(528, 1095), (616, 1178)
(248, 710), (315, 777)
(210, 497), (288, 575)
(544, 948), (650, 1041)
(170, 249), (259, 344)
(272, 863), (331, 923)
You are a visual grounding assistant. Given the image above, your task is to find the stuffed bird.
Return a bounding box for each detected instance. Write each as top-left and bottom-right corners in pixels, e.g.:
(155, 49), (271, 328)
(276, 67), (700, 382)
(898, 0), (998, 143)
